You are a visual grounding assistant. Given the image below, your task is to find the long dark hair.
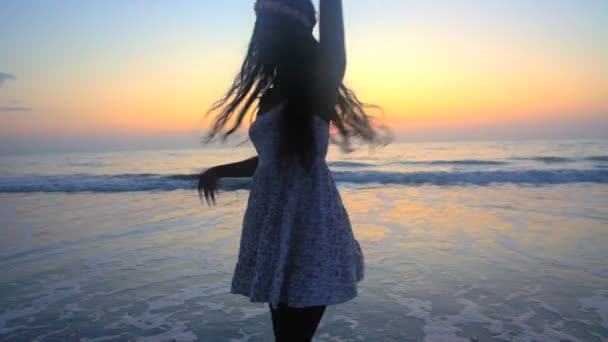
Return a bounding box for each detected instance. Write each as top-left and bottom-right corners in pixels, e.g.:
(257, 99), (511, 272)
(201, 0), (392, 172)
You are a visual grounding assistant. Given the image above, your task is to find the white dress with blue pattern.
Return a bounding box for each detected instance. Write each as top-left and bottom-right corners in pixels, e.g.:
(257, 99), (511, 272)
(229, 103), (365, 309)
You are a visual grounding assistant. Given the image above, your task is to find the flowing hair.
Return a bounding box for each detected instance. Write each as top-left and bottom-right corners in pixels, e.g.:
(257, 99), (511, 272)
(201, 0), (392, 172)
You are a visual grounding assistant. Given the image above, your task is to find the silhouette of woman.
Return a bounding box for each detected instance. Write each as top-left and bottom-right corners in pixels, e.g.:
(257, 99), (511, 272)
(198, 0), (390, 340)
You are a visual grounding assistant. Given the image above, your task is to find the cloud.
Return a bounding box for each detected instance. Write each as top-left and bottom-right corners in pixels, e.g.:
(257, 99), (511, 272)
(0, 106), (31, 112)
(0, 73), (17, 87)
(0, 99), (31, 112)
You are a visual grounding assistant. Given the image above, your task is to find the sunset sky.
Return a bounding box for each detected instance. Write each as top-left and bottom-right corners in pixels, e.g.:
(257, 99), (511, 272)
(1, 0), (607, 153)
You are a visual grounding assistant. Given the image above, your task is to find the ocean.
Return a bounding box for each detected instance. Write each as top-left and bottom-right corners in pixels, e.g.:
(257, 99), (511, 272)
(1, 139), (607, 341)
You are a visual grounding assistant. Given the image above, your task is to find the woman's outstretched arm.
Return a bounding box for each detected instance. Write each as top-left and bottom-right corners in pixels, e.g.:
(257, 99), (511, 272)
(211, 156), (259, 178)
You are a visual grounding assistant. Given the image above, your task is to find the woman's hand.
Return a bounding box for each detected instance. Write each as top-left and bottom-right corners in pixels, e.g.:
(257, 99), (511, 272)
(198, 167), (220, 206)
(196, 157), (257, 206)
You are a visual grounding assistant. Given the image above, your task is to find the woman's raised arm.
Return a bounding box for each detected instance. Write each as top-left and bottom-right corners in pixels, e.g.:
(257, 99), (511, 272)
(319, 0), (346, 86)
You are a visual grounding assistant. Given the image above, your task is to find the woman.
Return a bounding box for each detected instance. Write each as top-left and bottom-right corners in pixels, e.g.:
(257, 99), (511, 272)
(198, 0), (390, 340)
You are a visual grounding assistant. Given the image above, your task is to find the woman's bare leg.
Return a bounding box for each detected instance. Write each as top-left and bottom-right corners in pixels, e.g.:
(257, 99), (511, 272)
(269, 302), (326, 341)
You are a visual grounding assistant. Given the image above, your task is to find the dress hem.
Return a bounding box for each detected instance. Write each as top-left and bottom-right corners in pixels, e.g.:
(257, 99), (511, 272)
(228, 287), (361, 308)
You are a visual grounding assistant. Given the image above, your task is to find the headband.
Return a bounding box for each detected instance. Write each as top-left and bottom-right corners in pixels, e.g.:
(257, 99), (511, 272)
(254, 0), (315, 30)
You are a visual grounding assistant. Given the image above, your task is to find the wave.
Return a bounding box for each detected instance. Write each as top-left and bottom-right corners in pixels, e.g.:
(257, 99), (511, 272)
(387, 156), (608, 166)
(510, 156), (574, 163)
(386, 157), (602, 166)
(332, 169), (608, 185)
(508, 155), (608, 164)
(0, 169), (606, 193)
(67, 161), (106, 167)
(327, 161), (375, 168)
(427, 160), (508, 165)
(383, 159), (509, 166)
(584, 155), (608, 162)
(326, 159), (513, 168)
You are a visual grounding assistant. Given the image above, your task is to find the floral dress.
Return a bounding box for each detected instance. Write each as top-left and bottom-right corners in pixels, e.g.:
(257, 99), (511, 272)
(230, 103), (364, 309)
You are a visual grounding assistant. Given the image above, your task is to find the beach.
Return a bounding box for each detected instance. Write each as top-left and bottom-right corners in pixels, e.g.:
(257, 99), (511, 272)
(1, 139), (607, 341)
